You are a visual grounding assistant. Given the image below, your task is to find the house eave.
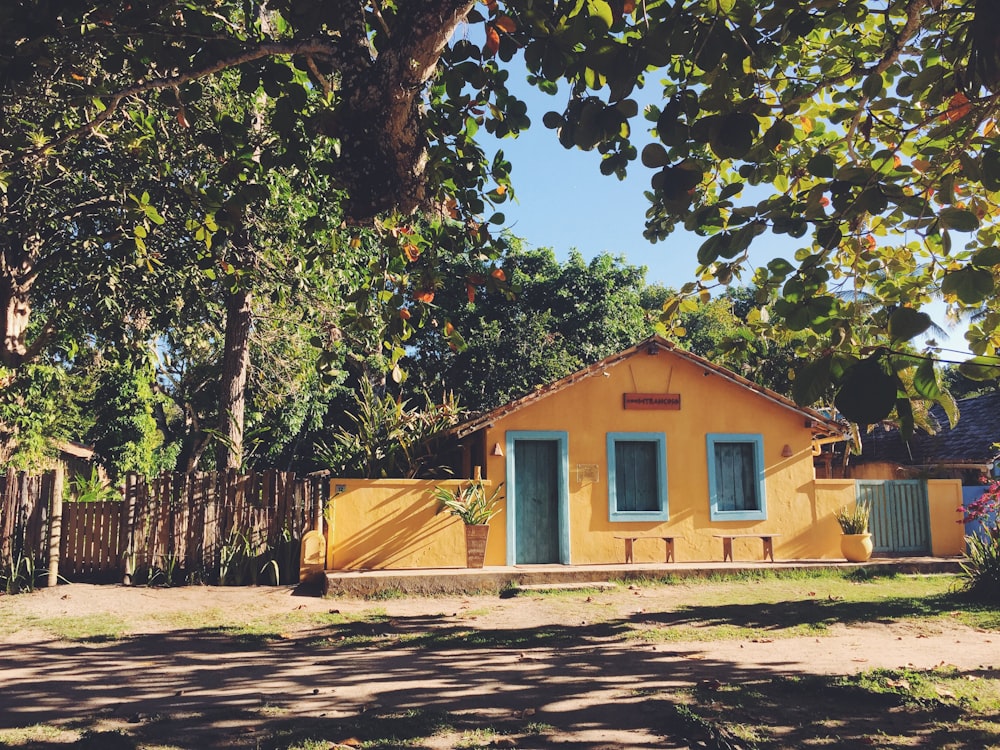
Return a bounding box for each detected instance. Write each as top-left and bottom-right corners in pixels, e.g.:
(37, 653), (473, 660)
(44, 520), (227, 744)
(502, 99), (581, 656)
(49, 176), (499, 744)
(449, 336), (847, 441)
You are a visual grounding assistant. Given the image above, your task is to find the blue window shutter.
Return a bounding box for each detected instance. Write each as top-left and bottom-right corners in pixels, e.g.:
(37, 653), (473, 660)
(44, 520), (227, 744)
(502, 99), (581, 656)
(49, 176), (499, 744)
(615, 441), (659, 512)
(714, 442), (757, 511)
(607, 432), (669, 522)
(707, 434), (766, 521)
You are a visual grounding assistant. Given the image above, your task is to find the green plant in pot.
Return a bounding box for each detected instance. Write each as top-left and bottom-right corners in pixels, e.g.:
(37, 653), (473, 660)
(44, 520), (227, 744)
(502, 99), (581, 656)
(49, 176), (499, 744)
(836, 500), (873, 562)
(432, 479), (504, 568)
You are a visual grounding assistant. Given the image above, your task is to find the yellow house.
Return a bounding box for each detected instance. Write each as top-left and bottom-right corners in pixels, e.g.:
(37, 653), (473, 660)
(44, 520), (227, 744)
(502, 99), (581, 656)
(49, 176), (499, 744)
(324, 336), (966, 569)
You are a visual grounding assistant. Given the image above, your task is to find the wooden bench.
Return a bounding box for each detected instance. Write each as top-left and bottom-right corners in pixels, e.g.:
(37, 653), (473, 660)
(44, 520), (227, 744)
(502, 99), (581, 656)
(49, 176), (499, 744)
(614, 536), (675, 564)
(713, 534), (781, 563)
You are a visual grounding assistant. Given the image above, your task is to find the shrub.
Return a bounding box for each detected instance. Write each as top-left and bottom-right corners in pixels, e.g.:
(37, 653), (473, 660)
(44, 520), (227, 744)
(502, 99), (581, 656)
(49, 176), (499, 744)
(835, 501), (871, 535)
(432, 479), (504, 525)
(960, 480), (1000, 603)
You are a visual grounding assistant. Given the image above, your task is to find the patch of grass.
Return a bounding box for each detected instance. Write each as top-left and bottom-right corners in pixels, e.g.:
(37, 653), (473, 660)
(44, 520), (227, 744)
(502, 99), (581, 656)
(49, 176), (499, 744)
(455, 726), (500, 748)
(611, 574), (681, 587)
(0, 723), (78, 746)
(32, 614), (130, 642)
(847, 665), (1000, 713)
(364, 587), (406, 600)
(629, 619), (833, 643)
(669, 669), (1000, 750)
(605, 573), (1000, 645)
(457, 607), (492, 617)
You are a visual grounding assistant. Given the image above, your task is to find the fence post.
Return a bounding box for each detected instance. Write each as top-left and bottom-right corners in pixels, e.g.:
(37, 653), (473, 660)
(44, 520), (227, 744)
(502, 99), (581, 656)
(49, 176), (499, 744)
(47, 466), (64, 587)
(120, 474), (137, 584)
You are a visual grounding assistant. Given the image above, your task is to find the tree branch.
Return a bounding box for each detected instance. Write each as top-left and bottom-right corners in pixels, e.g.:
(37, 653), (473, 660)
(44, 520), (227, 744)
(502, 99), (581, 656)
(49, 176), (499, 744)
(3, 37), (351, 172)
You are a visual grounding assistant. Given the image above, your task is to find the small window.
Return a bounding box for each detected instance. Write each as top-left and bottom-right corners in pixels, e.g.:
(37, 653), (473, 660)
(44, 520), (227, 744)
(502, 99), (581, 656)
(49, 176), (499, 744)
(607, 432), (668, 522)
(707, 433), (766, 521)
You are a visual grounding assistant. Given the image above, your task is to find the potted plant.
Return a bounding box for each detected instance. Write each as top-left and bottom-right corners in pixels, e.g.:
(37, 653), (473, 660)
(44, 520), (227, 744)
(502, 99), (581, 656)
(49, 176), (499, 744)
(835, 501), (874, 562)
(432, 479), (504, 568)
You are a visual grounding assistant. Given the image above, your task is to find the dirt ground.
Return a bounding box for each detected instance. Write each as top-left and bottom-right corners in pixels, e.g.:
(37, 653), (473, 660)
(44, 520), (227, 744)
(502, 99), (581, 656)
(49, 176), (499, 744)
(1, 582), (998, 749)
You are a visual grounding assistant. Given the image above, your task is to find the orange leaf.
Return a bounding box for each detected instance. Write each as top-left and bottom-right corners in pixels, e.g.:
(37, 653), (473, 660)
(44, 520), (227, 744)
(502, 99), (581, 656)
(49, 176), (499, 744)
(485, 26), (500, 56)
(444, 321), (455, 336)
(403, 243), (420, 262)
(415, 290), (435, 304)
(467, 283), (476, 303)
(494, 14), (517, 33)
(623, 0), (636, 12)
(944, 92), (971, 123)
(491, 268), (506, 282)
(399, 308), (412, 321)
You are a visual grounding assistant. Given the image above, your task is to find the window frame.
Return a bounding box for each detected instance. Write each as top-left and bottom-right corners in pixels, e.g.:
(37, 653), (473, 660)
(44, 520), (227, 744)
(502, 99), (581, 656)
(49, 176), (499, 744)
(707, 433), (767, 522)
(607, 432), (669, 522)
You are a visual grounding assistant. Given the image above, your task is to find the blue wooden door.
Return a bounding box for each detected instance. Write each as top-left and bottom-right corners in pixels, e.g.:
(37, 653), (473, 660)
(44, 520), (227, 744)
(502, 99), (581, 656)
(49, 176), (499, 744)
(513, 439), (561, 564)
(856, 480), (931, 554)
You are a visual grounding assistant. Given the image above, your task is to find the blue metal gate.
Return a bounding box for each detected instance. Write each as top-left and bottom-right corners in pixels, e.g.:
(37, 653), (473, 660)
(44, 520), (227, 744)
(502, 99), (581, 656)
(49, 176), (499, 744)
(856, 480), (931, 554)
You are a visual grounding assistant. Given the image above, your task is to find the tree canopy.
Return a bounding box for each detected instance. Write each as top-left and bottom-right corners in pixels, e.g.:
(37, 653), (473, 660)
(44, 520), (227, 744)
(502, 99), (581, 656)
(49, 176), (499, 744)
(4, 0), (1000, 442)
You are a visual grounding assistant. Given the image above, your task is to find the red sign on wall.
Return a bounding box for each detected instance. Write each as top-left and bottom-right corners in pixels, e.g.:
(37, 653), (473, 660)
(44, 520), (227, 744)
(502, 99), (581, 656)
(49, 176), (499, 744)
(623, 393), (681, 410)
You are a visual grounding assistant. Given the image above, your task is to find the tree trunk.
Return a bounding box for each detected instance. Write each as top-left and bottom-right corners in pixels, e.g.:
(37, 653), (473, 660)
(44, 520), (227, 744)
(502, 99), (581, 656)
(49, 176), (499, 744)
(0, 243), (43, 370)
(217, 285), (253, 471)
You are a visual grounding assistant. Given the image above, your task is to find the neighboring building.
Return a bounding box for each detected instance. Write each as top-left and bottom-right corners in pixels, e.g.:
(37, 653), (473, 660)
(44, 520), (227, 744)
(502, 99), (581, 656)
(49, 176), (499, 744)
(850, 392), (1000, 483)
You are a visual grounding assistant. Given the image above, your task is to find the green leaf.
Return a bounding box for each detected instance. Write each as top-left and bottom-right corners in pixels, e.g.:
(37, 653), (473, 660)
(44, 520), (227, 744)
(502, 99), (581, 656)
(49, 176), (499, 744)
(862, 72), (884, 98)
(834, 355), (896, 426)
(707, 0), (736, 14)
(697, 233), (728, 265)
(587, 0), (614, 30)
(807, 154), (835, 178)
(792, 355), (832, 406)
(895, 396), (914, 441)
(887, 308), (931, 341)
(958, 356), (1000, 381)
(941, 267), (995, 304)
(542, 111), (563, 129)
(911, 358), (942, 400)
(709, 112), (758, 160)
(641, 143), (670, 168)
(938, 207), (980, 232)
(815, 224), (842, 250)
(972, 246), (1000, 267)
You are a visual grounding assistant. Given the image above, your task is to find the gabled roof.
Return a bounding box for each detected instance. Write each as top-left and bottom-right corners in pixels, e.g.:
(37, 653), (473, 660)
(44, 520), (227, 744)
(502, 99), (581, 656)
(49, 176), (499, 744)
(857, 391), (1000, 468)
(450, 335), (847, 440)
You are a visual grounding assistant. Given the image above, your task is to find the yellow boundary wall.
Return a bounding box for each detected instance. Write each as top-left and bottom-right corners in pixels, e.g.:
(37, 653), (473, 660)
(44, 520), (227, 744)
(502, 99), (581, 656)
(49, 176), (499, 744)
(322, 478), (964, 570)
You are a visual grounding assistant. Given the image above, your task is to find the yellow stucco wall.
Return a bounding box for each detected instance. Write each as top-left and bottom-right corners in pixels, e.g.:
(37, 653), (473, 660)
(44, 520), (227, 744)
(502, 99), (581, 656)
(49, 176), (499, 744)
(927, 479), (966, 556)
(482, 348), (846, 563)
(325, 479), (503, 569)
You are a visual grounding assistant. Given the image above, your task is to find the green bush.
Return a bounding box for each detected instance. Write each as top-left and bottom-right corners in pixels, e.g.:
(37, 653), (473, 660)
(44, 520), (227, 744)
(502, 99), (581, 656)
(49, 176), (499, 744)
(960, 481), (1000, 603)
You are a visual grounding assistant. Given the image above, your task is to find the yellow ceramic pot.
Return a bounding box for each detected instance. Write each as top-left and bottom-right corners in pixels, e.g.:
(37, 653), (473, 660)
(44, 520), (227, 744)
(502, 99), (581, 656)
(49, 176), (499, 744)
(841, 533), (874, 563)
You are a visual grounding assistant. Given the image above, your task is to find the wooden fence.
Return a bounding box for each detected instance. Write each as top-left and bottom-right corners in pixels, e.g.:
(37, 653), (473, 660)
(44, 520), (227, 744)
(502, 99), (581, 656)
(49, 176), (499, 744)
(0, 471), (58, 590)
(1, 469), (328, 589)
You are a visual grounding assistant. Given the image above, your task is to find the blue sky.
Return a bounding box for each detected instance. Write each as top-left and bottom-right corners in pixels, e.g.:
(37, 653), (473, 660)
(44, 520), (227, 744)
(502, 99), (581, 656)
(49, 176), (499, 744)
(479, 68), (972, 354)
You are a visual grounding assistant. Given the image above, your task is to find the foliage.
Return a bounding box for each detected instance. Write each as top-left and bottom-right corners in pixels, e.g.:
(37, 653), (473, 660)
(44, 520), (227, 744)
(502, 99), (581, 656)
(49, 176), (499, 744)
(432, 480), (505, 526)
(6, 0), (1000, 436)
(87, 358), (169, 481)
(405, 246), (657, 411)
(65, 466), (116, 503)
(835, 501), (872, 535)
(0, 362), (89, 470)
(673, 286), (808, 396)
(960, 480), (1000, 602)
(0, 548), (39, 595)
(316, 379), (463, 479)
